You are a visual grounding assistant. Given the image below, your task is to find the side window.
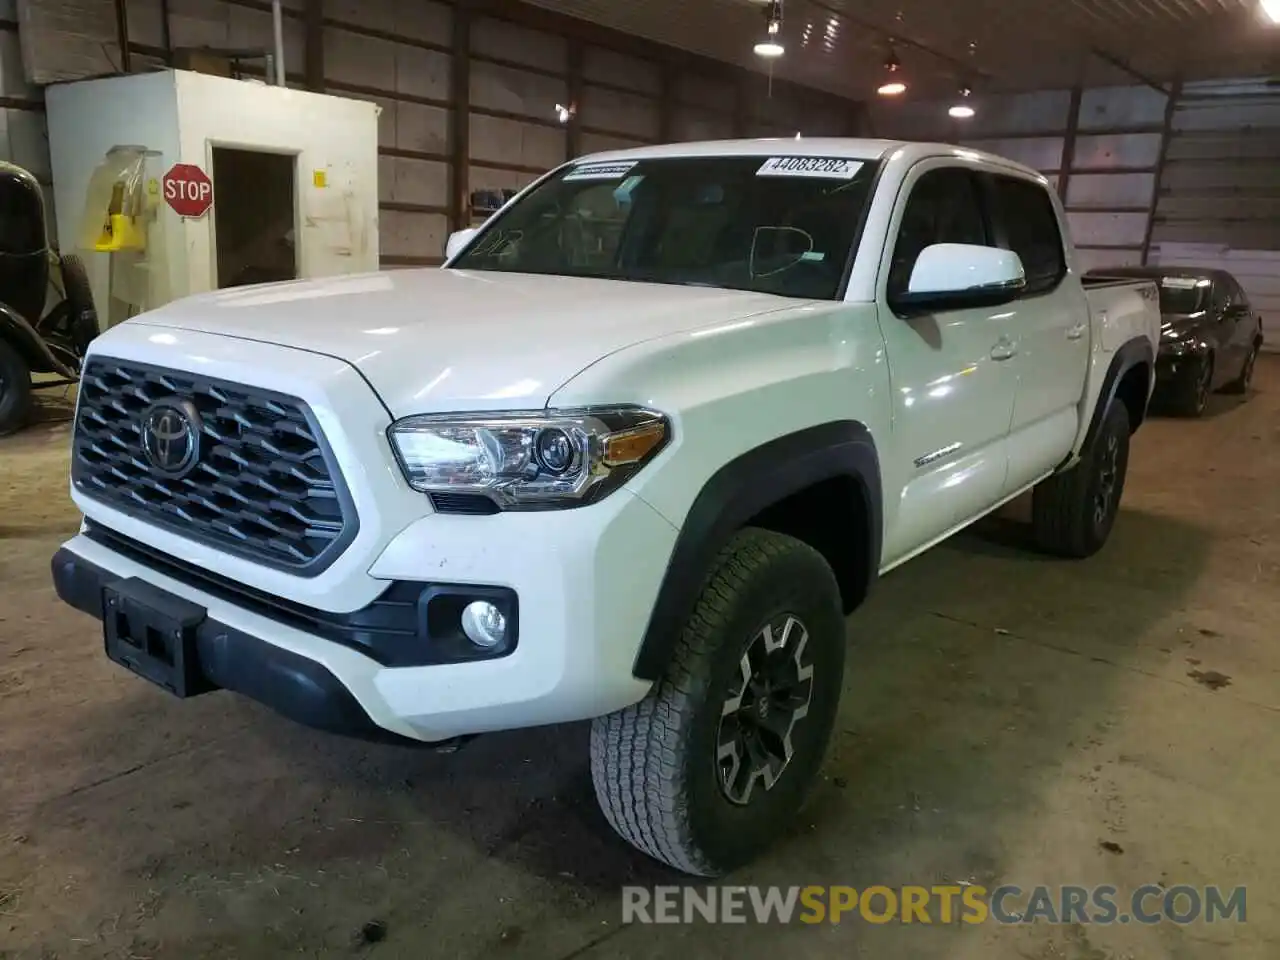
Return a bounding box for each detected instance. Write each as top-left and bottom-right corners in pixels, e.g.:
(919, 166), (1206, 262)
(887, 167), (989, 298)
(990, 175), (1067, 296)
(1227, 277), (1250, 311)
(1210, 278), (1230, 312)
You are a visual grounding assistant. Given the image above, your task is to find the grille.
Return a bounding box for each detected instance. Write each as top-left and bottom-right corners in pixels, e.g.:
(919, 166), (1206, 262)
(73, 357), (356, 574)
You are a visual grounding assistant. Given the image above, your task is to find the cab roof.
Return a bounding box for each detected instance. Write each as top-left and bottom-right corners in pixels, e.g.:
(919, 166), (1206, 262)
(572, 137), (1047, 183)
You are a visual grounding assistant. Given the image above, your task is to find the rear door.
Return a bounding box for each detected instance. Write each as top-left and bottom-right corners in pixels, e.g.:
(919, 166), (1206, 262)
(874, 162), (1019, 567)
(984, 172), (1090, 493)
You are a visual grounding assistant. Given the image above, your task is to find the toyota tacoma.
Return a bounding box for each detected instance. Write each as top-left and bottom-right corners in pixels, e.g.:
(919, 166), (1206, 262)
(52, 139), (1161, 875)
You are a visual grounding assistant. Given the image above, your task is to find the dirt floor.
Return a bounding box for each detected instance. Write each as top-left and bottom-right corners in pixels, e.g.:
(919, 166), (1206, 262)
(3, 361), (1280, 959)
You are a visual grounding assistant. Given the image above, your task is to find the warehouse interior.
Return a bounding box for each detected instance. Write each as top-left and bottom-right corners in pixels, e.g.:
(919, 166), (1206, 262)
(2, 0), (1280, 956)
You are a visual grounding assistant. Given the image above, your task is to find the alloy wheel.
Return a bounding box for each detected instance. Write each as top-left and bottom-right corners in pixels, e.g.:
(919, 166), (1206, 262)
(1243, 347), (1258, 389)
(1195, 361), (1212, 411)
(716, 614), (815, 806)
(1093, 431), (1121, 530)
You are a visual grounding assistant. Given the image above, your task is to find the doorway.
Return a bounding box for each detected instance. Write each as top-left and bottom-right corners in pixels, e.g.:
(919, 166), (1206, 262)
(211, 147), (298, 288)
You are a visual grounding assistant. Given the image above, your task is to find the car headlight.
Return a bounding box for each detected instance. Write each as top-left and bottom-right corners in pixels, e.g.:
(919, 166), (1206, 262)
(388, 406), (670, 511)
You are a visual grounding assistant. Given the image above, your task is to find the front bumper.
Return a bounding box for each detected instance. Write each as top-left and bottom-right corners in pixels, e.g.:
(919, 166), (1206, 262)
(53, 478), (676, 742)
(1154, 344), (1209, 393)
(51, 546), (418, 744)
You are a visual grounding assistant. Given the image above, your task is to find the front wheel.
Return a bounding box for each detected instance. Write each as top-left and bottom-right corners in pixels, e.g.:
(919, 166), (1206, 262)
(590, 528), (846, 876)
(0, 338), (32, 437)
(1031, 401), (1131, 559)
(1170, 354), (1213, 417)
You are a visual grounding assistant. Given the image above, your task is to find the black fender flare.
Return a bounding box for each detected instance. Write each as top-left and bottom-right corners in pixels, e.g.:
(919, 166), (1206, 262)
(0, 302), (73, 378)
(1079, 336), (1154, 455)
(632, 421), (882, 681)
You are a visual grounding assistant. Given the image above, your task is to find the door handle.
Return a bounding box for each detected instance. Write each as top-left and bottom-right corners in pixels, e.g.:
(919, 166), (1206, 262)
(990, 338), (1018, 361)
(1067, 322), (1087, 340)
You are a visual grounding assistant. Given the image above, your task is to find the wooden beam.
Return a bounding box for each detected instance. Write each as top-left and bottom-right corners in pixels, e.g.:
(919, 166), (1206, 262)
(449, 2), (473, 232)
(159, 0), (172, 59)
(566, 41), (583, 159)
(1141, 78), (1182, 265)
(1057, 85), (1083, 205)
(114, 0), (132, 73)
(732, 76), (749, 138)
(1091, 47), (1169, 96)
(658, 70), (675, 142)
(304, 0), (324, 91)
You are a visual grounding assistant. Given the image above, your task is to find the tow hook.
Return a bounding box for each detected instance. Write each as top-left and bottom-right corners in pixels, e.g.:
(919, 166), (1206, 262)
(431, 734), (478, 754)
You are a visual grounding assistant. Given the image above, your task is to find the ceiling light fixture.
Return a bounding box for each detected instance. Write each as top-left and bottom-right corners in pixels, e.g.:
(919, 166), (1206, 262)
(949, 86), (975, 119)
(877, 47), (906, 96)
(754, 0), (785, 58)
(1262, 0), (1280, 22)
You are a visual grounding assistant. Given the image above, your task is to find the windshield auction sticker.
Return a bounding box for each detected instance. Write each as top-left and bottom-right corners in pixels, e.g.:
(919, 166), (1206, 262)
(757, 157), (864, 179)
(563, 161), (639, 181)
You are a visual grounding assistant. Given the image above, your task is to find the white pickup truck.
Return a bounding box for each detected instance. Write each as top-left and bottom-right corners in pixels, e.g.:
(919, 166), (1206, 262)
(52, 139), (1160, 875)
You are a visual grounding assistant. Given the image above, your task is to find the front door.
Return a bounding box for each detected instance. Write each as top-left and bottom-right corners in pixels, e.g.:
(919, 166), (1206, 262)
(875, 162), (1019, 568)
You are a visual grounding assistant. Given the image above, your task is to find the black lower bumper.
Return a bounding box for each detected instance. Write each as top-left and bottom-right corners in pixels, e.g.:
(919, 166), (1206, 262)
(1153, 350), (1208, 396)
(50, 547), (423, 746)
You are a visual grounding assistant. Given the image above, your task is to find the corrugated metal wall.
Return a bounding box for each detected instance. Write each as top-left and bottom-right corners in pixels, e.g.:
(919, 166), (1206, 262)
(868, 77), (1280, 345)
(7, 0), (858, 271)
(0, 0), (57, 241)
(864, 84), (1175, 273)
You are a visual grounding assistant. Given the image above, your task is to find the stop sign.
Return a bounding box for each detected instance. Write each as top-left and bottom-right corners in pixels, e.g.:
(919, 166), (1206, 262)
(162, 163), (214, 218)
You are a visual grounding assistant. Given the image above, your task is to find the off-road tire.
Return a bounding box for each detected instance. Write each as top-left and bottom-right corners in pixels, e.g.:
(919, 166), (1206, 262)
(1223, 341), (1259, 395)
(1170, 354), (1213, 417)
(1031, 401), (1131, 559)
(0, 338), (32, 437)
(590, 528), (846, 876)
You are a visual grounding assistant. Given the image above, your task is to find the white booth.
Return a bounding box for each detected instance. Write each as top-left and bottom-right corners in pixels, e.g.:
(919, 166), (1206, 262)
(46, 69), (381, 328)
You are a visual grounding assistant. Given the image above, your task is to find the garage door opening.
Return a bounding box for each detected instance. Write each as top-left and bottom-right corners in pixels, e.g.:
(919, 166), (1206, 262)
(211, 147), (298, 289)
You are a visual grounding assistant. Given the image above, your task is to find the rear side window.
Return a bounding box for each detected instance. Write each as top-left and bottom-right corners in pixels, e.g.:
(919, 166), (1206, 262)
(990, 175), (1066, 296)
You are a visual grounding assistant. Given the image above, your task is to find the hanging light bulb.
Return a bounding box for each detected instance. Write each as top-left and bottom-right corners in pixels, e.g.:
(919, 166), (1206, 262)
(877, 47), (906, 96)
(754, 0), (785, 58)
(949, 86), (975, 119)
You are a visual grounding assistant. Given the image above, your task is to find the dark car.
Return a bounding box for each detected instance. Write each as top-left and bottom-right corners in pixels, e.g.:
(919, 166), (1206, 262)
(1086, 266), (1264, 417)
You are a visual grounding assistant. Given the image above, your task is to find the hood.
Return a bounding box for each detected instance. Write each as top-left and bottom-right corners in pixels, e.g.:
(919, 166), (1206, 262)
(126, 269), (799, 415)
(1160, 311), (1210, 340)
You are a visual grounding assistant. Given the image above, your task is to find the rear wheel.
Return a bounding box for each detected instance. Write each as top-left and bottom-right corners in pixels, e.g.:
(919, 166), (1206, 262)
(1170, 354), (1213, 417)
(1031, 401), (1131, 559)
(590, 528), (846, 876)
(1224, 341), (1259, 395)
(0, 338), (32, 437)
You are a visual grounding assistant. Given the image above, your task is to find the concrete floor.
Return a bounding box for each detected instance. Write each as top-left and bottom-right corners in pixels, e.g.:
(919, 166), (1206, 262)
(2, 361), (1279, 960)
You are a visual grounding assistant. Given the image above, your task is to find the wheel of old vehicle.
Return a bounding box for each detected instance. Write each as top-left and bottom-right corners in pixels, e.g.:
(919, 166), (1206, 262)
(1030, 401), (1131, 559)
(1171, 355), (1213, 417)
(1224, 341), (1259, 395)
(0, 338), (32, 437)
(590, 528), (845, 876)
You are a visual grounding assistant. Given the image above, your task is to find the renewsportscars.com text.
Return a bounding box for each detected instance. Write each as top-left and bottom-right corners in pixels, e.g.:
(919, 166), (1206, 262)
(622, 884), (1247, 926)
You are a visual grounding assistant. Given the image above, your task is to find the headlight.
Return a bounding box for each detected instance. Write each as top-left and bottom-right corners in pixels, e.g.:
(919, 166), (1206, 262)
(388, 406), (670, 511)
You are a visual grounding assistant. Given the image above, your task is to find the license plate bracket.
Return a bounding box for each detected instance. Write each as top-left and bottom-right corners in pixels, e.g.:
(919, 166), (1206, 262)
(103, 578), (214, 698)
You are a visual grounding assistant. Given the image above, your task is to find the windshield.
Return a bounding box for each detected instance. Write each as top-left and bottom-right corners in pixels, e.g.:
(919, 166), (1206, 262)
(1157, 275), (1211, 314)
(450, 155), (879, 300)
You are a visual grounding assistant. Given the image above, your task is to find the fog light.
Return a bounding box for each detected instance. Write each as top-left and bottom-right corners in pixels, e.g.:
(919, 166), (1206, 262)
(461, 600), (507, 649)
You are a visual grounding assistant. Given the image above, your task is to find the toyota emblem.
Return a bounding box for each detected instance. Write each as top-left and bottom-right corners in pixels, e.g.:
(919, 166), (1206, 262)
(141, 400), (202, 477)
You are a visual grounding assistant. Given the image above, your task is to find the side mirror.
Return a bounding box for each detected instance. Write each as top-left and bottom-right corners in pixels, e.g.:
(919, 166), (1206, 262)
(445, 227), (479, 261)
(896, 243), (1026, 313)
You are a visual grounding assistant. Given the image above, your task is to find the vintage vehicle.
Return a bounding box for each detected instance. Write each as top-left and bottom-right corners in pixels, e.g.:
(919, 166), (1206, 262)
(1086, 265), (1263, 416)
(52, 139), (1161, 875)
(0, 162), (99, 435)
